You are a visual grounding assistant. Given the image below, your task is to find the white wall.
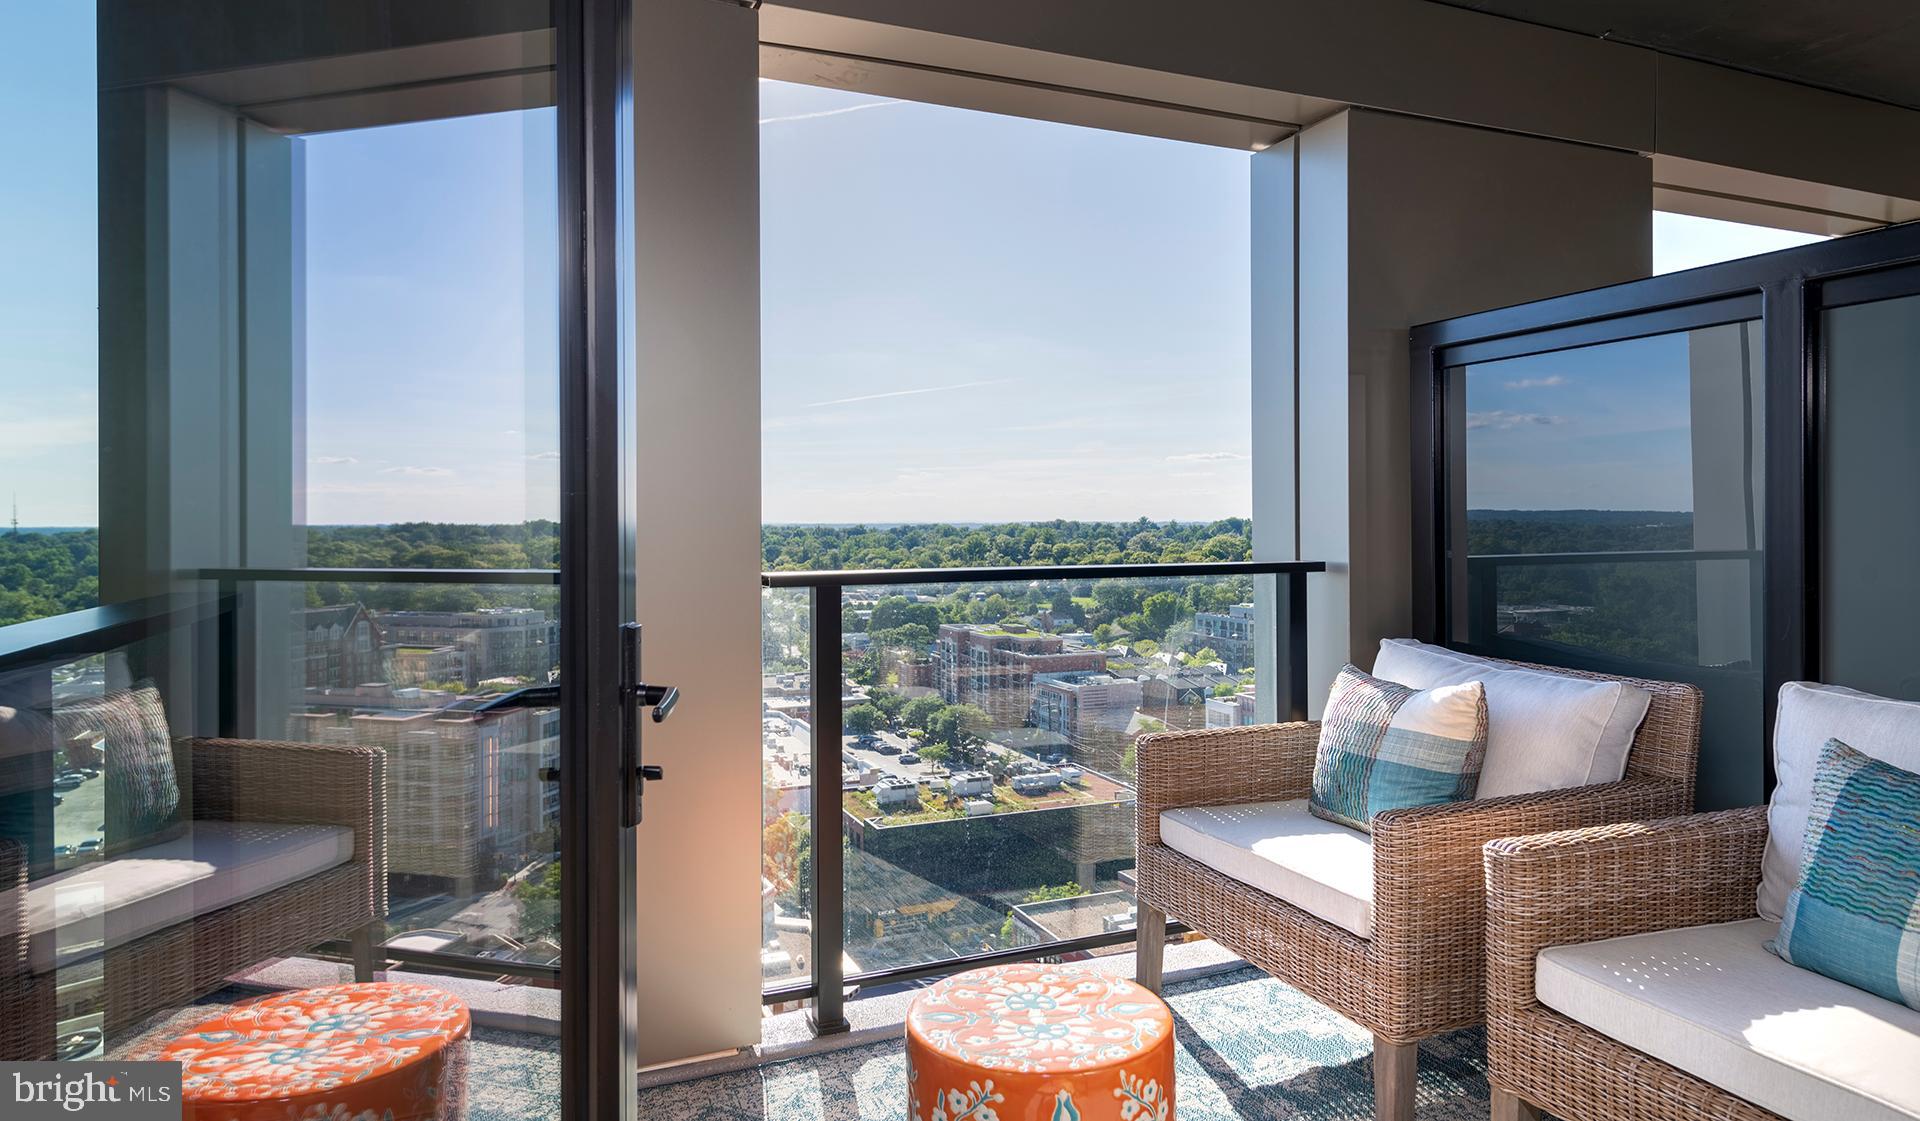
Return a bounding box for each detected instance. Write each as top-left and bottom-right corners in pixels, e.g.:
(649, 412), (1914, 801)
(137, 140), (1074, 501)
(630, 0), (766, 1065)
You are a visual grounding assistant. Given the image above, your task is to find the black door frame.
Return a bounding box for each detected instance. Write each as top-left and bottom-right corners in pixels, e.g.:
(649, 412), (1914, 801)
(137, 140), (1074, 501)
(1410, 219), (1920, 799)
(558, 0), (639, 1118)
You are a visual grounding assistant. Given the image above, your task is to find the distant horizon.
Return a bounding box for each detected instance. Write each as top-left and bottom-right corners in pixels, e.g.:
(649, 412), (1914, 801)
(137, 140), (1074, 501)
(5, 508), (1696, 536)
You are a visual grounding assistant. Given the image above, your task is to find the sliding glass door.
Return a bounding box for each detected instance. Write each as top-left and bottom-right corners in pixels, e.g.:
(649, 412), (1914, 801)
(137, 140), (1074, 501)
(1, 4), (638, 1118)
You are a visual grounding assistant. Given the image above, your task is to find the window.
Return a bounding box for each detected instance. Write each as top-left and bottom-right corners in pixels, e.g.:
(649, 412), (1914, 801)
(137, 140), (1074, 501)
(759, 80), (1258, 995)
(1821, 287), (1920, 701)
(0, 4), (99, 629)
(1456, 322), (1764, 674)
(760, 80), (1251, 531)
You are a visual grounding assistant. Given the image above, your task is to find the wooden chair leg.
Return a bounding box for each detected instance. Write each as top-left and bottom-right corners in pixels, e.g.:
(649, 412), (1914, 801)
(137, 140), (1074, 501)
(1373, 1035), (1416, 1121)
(1491, 1088), (1544, 1121)
(350, 922), (381, 982)
(1134, 903), (1166, 993)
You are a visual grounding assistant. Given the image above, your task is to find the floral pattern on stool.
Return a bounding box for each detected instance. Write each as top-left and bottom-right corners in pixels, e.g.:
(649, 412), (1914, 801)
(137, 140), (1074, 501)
(158, 982), (470, 1121)
(906, 963), (1175, 1120)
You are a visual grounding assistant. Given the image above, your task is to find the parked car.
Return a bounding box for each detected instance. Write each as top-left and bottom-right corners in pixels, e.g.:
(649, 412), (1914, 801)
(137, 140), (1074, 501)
(75, 839), (101, 853)
(52, 773), (86, 791)
(900, 753), (921, 765)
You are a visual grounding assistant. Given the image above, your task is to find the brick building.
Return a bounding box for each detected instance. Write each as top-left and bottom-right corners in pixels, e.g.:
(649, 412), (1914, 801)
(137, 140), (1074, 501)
(934, 624), (1107, 725)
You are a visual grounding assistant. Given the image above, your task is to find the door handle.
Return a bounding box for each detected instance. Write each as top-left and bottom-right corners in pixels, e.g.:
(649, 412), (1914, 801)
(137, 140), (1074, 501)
(618, 624), (678, 825)
(634, 683), (678, 723)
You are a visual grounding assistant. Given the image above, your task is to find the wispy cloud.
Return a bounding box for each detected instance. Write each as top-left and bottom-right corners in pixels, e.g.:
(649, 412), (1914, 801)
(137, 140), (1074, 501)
(1165, 451), (1248, 462)
(1467, 411), (1567, 430)
(527, 451), (560, 461)
(379, 465), (455, 477)
(760, 100), (905, 126)
(1503, 375), (1568, 390)
(311, 456), (358, 465)
(806, 379), (1010, 409)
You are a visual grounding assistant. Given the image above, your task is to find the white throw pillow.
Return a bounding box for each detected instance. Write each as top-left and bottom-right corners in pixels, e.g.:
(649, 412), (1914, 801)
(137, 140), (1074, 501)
(1371, 639), (1651, 798)
(1758, 681), (1920, 921)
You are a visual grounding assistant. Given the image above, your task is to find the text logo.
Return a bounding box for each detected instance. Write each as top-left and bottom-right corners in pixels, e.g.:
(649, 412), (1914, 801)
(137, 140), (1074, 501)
(4, 1063), (181, 1121)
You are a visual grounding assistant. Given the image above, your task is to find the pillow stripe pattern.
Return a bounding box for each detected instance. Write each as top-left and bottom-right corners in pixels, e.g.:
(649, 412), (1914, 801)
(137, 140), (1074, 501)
(49, 683), (187, 857)
(1769, 737), (1920, 1011)
(1309, 664), (1489, 833)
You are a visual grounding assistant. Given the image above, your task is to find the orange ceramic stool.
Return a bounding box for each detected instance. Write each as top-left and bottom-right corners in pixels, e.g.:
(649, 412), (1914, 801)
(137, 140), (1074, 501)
(158, 981), (470, 1121)
(906, 962), (1174, 1121)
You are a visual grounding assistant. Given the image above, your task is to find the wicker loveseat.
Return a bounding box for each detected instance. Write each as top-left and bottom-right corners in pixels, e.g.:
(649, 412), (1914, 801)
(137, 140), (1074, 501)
(1483, 809), (1779, 1121)
(0, 737), (386, 1060)
(1132, 656), (1700, 1121)
(1484, 680), (1920, 1121)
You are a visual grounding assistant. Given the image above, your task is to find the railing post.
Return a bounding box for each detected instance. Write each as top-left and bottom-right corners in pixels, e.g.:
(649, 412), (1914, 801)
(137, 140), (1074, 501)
(808, 581), (849, 1035)
(1467, 559), (1499, 648)
(216, 575), (238, 738)
(1284, 569), (1310, 722)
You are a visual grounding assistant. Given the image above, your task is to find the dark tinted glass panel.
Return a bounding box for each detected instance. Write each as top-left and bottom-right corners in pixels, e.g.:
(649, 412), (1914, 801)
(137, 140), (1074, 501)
(1822, 292), (1920, 700)
(1453, 321), (1765, 807)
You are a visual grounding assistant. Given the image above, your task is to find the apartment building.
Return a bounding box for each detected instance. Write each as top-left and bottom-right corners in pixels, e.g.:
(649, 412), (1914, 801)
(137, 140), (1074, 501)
(933, 624), (1107, 724)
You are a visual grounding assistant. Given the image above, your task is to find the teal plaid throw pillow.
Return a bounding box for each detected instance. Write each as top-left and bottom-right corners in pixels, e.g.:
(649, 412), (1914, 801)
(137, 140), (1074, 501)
(1309, 664), (1488, 833)
(1769, 738), (1920, 1011)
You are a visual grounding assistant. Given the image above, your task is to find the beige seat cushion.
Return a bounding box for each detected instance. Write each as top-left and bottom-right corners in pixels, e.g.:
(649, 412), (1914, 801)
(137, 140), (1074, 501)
(23, 821), (355, 972)
(1538, 917), (1920, 1121)
(1159, 798), (1374, 938)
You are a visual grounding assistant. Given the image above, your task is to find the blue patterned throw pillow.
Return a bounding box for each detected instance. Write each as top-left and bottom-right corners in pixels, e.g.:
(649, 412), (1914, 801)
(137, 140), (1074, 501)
(1769, 738), (1920, 1010)
(1309, 664), (1488, 832)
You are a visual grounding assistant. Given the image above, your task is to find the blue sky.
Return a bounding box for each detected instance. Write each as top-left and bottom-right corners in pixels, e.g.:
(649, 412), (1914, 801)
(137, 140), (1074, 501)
(1, 4), (98, 528)
(0, 18), (1830, 527)
(759, 80), (1252, 523)
(1466, 333), (1700, 511)
(302, 111), (560, 525)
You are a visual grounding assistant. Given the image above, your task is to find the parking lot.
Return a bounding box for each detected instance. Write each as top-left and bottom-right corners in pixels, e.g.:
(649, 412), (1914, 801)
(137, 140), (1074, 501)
(53, 772), (106, 851)
(839, 728), (942, 783)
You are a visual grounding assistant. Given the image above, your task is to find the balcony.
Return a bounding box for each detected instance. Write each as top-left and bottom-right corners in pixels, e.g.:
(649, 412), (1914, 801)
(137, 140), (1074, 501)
(9, 4), (1920, 1120)
(758, 560), (1319, 1029)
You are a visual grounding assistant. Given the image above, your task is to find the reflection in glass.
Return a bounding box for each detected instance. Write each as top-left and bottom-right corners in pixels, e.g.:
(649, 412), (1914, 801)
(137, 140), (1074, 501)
(1454, 321), (1766, 807)
(282, 582), (561, 958)
(0, 1), (564, 1079)
(1460, 323), (1764, 669)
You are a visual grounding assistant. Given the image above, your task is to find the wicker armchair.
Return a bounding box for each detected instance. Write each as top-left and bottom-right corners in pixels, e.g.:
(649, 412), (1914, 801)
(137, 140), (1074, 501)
(0, 737), (386, 1060)
(1482, 808), (1777, 1121)
(1132, 660), (1701, 1121)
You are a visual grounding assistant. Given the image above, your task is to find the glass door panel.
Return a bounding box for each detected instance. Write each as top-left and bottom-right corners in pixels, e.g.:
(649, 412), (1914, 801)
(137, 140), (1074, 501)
(0, 7), (621, 1119)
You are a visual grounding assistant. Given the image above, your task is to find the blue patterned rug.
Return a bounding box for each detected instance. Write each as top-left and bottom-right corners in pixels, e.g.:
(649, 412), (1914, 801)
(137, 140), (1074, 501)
(118, 967), (1491, 1119)
(625, 966), (1492, 1121)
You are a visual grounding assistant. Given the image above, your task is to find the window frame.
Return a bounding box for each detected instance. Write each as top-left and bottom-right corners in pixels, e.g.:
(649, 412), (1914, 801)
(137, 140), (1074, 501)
(1410, 220), (1920, 798)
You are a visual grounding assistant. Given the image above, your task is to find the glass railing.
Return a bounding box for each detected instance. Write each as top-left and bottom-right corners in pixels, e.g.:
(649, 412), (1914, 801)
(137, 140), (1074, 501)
(759, 559), (1321, 1031)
